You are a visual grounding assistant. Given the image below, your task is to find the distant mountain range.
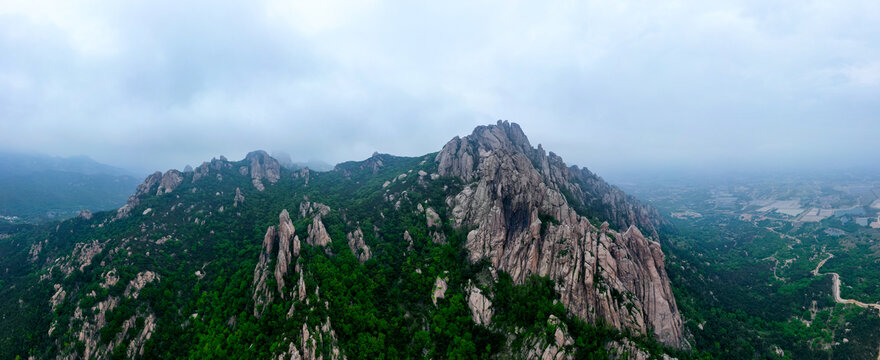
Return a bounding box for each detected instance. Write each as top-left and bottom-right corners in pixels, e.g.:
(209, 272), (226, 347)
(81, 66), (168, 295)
(0, 152), (140, 222)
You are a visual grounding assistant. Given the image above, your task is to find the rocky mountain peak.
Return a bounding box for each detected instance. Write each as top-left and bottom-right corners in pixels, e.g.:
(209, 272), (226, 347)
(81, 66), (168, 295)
(436, 120), (535, 182)
(245, 150), (281, 191)
(436, 121), (685, 348)
(466, 120), (533, 154)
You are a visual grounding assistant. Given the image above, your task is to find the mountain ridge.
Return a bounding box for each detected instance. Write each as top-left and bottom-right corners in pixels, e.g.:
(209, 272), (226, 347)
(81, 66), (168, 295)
(0, 121), (688, 359)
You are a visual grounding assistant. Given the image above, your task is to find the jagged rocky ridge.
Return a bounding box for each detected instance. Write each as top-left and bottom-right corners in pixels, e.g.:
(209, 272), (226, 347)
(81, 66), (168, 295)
(2, 122), (687, 359)
(437, 121), (684, 347)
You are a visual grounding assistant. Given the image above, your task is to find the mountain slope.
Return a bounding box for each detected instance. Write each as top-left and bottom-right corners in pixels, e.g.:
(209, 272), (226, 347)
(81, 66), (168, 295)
(437, 121), (683, 346)
(0, 122), (687, 359)
(0, 152), (140, 222)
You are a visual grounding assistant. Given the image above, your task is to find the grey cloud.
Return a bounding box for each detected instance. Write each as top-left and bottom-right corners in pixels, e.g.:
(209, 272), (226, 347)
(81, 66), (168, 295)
(0, 1), (877, 175)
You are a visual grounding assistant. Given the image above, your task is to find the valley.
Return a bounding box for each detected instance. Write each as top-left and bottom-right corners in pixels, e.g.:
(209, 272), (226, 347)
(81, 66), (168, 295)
(622, 171), (880, 359)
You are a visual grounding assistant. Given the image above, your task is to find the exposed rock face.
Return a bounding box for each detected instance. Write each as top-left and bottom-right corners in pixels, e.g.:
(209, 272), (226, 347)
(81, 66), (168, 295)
(234, 187), (245, 207)
(436, 120), (685, 348)
(29, 239), (45, 262)
(307, 216), (332, 247)
(126, 313), (157, 358)
(277, 317), (345, 360)
(70, 296), (119, 359)
(297, 271), (307, 301)
(60, 239), (104, 275)
(516, 315), (575, 360)
(246, 150), (281, 191)
(432, 276), (448, 306)
(116, 171), (162, 219)
(605, 339), (677, 360)
(466, 281), (493, 326)
(253, 209), (302, 315)
(156, 169), (183, 195)
(403, 230), (413, 251)
(425, 207), (441, 228)
(50, 284), (66, 312)
(124, 271), (158, 299)
(253, 226), (276, 316)
(362, 152), (385, 174)
(437, 120), (664, 238)
(101, 269), (119, 288)
(78, 209), (93, 220)
(293, 168), (310, 186)
(299, 200), (331, 219)
(61, 271), (160, 360)
(275, 210), (300, 296)
(192, 157), (232, 182)
(346, 227), (372, 263)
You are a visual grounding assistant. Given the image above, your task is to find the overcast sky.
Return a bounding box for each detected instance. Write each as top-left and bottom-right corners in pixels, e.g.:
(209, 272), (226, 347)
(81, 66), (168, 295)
(1, 1), (878, 176)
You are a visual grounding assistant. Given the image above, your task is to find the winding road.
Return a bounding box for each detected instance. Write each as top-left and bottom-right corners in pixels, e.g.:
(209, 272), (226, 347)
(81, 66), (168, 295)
(812, 253), (880, 360)
(812, 253), (880, 311)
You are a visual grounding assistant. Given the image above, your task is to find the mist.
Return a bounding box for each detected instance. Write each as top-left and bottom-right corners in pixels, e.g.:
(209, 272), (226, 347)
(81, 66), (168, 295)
(1, 1), (878, 176)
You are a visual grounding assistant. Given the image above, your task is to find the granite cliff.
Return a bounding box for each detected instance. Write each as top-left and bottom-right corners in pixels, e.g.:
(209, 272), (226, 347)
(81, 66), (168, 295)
(438, 121), (684, 347)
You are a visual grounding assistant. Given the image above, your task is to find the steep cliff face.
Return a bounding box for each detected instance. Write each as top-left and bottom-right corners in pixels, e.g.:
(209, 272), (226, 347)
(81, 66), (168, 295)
(253, 210), (303, 316)
(437, 121), (664, 238)
(437, 120), (684, 347)
(245, 150), (281, 191)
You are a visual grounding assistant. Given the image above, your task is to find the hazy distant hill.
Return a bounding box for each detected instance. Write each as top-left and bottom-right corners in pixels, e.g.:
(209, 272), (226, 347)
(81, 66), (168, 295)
(0, 152), (140, 222)
(0, 152), (132, 177)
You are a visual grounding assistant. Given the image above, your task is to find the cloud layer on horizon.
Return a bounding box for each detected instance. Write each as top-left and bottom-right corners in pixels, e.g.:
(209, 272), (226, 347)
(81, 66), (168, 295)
(1, 1), (878, 174)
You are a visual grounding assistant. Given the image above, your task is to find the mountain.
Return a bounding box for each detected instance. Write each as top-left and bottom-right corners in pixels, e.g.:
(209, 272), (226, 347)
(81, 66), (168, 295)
(0, 152), (132, 177)
(0, 152), (140, 222)
(0, 122), (687, 359)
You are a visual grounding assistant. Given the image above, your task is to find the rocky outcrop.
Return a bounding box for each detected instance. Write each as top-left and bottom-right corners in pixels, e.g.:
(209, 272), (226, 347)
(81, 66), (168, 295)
(60, 239), (105, 275)
(246, 150), (281, 191)
(307, 216), (332, 247)
(50, 284), (66, 312)
(28, 239), (45, 263)
(605, 338), (677, 360)
(362, 152), (385, 175)
(432, 276), (448, 306)
(516, 315), (575, 360)
(275, 210), (299, 296)
(403, 230), (413, 251)
(253, 226), (277, 316)
(68, 296), (119, 360)
(293, 168), (310, 186)
(124, 271), (158, 299)
(346, 227), (372, 262)
(437, 120), (664, 238)
(299, 200), (331, 219)
(276, 317), (345, 360)
(425, 207), (441, 228)
(436, 121), (685, 347)
(192, 157), (232, 182)
(253, 209), (302, 315)
(101, 269), (119, 288)
(126, 313), (157, 358)
(234, 187), (245, 207)
(466, 281), (493, 326)
(62, 272), (161, 360)
(116, 171), (162, 219)
(156, 169), (183, 195)
(78, 209), (93, 220)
